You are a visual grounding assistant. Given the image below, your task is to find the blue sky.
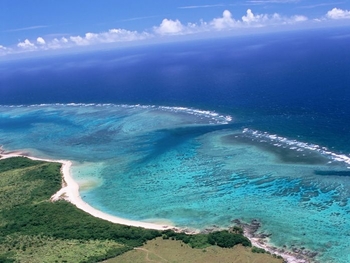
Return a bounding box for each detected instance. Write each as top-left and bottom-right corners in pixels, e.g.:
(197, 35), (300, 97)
(1, 0), (350, 56)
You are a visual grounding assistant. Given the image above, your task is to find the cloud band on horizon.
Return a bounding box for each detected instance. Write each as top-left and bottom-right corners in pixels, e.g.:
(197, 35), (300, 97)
(1, 7), (349, 56)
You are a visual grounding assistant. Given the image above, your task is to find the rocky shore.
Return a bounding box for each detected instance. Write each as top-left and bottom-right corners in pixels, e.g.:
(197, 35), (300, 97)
(232, 219), (319, 263)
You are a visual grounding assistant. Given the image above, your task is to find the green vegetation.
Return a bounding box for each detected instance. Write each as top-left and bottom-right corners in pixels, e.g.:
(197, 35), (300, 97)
(0, 157), (44, 173)
(0, 157), (274, 263)
(251, 246), (268, 253)
(0, 157), (160, 262)
(0, 235), (127, 263)
(251, 246), (284, 260)
(208, 230), (251, 247)
(162, 228), (251, 249)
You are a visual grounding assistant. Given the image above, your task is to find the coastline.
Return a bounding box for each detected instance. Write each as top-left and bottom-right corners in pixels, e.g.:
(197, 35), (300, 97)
(0, 149), (173, 231)
(234, 219), (316, 263)
(0, 148), (312, 263)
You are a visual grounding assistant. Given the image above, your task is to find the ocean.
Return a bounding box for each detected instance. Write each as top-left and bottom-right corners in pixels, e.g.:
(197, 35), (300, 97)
(1, 27), (350, 262)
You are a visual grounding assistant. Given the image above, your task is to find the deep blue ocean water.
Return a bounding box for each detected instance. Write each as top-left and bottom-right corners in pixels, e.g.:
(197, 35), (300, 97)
(1, 27), (350, 262)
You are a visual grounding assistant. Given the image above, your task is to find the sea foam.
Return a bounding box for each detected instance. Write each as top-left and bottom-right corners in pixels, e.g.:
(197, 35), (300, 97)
(243, 128), (350, 168)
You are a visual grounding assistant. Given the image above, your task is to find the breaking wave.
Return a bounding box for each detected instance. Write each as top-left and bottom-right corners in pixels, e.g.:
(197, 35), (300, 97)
(242, 128), (350, 168)
(1, 103), (232, 125)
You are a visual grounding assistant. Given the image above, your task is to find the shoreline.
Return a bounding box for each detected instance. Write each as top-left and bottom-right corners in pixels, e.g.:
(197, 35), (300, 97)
(0, 150), (174, 231)
(0, 149), (312, 263)
(234, 219), (316, 263)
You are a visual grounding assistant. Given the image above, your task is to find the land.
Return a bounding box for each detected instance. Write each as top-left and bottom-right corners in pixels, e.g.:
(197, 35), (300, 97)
(105, 237), (283, 263)
(0, 157), (159, 262)
(0, 155), (283, 263)
(1, 151), (171, 230)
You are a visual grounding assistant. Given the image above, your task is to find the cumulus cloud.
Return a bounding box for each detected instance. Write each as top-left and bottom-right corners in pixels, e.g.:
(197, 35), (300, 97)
(211, 9), (307, 29)
(37, 37), (46, 45)
(211, 10), (238, 29)
(242, 9), (270, 25)
(242, 9), (307, 26)
(95, 28), (150, 42)
(18, 29), (152, 52)
(46, 37), (69, 49)
(0, 8), (313, 56)
(153, 9), (308, 35)
(69, 35), (87, 46)
(17, 39), (36, 49)
(69, 29), (151, 45)
(154, 19), (184, 35)
(326, 8), (350, 19)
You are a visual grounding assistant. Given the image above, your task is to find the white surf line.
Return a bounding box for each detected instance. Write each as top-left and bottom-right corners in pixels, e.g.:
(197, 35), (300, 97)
(243, 128), (350, 168)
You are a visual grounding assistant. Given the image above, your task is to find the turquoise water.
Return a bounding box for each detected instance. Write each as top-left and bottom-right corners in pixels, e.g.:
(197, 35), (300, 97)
(0, 104), (349, 263)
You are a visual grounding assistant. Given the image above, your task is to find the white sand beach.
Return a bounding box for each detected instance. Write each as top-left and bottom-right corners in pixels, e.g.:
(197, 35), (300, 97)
(0, 151), (173, 231)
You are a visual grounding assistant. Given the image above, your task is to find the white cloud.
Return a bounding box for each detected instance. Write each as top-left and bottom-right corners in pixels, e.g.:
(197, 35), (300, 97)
(0, 8), (326, 56)
(242, 9), (269, 25)
(46, 37), (70, 49)
(241, 9), (307, 26)
(211, 10), (238, 29)
(37, 37), (46, 45)
(14, 29), (152, 54)
(69, 29), (151, 45)
(17, 39), (36, 50)
(211, 9), (307, 29)
(96, 28), (150, 42)
(70, 35), (88, 46)
(326, 8), (350, 19)
(154, 19), (184, 35)
(0, 45), (7, 56)
(290, 15), (308, 22)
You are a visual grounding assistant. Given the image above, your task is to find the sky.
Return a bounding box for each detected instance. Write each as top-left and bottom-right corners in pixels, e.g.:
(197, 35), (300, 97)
(1, 0), (350, 56)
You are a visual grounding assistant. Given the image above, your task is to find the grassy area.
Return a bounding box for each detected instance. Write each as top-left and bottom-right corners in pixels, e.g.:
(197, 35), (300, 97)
(105, 237), (284, 263)
(0, 157), (284, 263)
(0, 157), (160, 263)
(0, 235), (125, 263)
